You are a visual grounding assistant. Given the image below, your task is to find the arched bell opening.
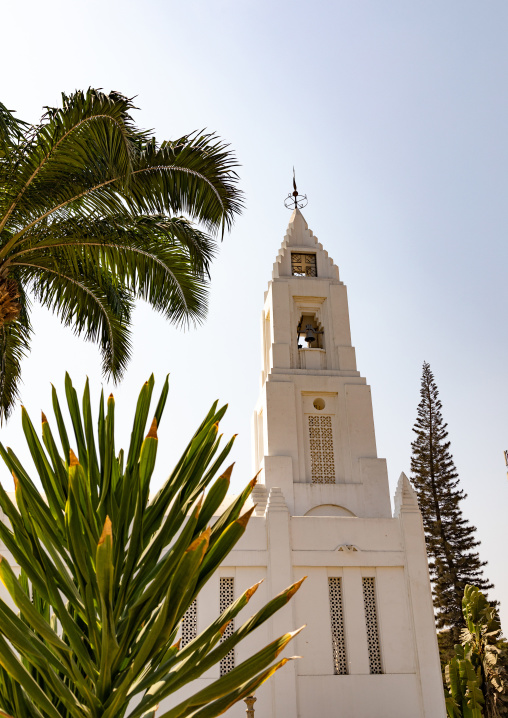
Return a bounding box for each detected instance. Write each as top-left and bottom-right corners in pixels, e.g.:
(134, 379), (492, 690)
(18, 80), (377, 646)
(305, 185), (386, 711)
(297, 312), (324, 350)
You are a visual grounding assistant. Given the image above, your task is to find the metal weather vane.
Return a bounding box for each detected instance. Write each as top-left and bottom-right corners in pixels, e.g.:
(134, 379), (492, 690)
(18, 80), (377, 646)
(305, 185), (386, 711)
(284, 167), (308, 209)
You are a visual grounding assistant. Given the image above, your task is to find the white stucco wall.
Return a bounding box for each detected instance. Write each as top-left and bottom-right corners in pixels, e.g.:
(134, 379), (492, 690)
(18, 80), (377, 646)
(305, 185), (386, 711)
(157, 486), (445, 718)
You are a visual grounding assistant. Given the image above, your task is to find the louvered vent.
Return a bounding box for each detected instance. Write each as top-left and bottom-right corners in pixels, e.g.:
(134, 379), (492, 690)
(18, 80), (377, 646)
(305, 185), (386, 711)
(362, 577), (382, 674)
(219, 578), (235, 675)
(181, 599), (197, 647)
(328, 577), (347, 675)
(308, 415), (335, 483)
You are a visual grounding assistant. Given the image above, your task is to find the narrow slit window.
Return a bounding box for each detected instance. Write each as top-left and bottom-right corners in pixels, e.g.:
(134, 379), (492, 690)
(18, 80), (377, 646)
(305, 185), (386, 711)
(181, 599), (197, 648)
(328, 577), (347, 675)
(219, 578), (235, 675)
(308, 415), (335, 484)
(362, 577), (382, 674)
(291, 253), (317, 277)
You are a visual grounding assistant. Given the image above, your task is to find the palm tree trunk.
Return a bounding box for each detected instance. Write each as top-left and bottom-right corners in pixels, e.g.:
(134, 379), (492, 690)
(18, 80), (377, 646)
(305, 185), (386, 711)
(0, 275), (20, 327)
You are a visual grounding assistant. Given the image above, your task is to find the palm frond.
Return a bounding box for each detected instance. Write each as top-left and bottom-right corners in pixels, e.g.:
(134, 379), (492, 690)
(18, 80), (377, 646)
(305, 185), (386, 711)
(17, 260), (132, 379)
(0, 89), (141, 237)
(0, 103), (27, 158)
(126, 133), (243, 236)
(11, 214), (213, 326)
(0, 89), (243, 420)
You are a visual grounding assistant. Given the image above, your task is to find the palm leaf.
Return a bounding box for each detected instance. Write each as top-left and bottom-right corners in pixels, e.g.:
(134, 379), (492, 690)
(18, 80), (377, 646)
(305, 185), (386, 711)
(0, 102), (27, 158)
(0, 89), (243, 421)
(19, 259), (133, 378)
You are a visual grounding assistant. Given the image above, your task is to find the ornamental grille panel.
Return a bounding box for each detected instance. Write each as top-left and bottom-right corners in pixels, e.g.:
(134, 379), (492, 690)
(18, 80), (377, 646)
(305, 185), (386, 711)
(328, 578), (347, 675)
(362, 577), (382, 674)
(181, 599), (197, 648)
(219, 578), (235, 676)
(291, 252), (317, 277)
(308, 415), (335, 483)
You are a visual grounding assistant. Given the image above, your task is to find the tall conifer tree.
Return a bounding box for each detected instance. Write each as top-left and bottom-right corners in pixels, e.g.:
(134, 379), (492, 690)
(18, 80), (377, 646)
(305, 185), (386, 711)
(411, 362), (493, 647)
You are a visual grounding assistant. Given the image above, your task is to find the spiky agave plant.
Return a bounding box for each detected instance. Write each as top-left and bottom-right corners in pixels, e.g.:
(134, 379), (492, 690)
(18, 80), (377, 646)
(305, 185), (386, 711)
(0, 375), (304, 718)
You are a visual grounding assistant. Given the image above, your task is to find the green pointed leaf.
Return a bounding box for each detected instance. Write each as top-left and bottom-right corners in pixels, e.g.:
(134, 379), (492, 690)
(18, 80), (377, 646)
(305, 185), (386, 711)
(0, 375), (300, 718)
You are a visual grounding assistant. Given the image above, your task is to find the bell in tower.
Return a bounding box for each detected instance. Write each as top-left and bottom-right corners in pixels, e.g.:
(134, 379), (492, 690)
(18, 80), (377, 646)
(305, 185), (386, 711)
(297, 315), (324, 349)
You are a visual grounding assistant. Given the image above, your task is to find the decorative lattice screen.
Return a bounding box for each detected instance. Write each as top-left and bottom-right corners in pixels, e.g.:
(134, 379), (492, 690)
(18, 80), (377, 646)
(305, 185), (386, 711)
(181, 599), (197, 648)
(291, 253), (317, 277)
(362, 577), (382, 674)
(328, 577), (347, 675)
(308, 415), (335, 483)
(219, 578), (235, 675)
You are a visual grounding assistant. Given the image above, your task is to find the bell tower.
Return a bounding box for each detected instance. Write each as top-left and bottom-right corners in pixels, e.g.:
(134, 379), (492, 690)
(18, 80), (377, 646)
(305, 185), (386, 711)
(252, 208), (392, 518)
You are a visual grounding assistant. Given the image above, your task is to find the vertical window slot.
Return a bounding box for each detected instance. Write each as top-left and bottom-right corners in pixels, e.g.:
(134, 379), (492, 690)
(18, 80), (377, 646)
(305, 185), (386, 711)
(328, 577), (347, 675)
(219, 577), (235, 675)
(362, 577), (382, 674)
(308, 415), (335, 483)
(181, 599), (197, 647)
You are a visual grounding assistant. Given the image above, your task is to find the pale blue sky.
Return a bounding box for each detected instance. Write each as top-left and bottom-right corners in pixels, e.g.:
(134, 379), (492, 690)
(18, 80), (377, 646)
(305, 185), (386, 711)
(2, 0), (508, 625)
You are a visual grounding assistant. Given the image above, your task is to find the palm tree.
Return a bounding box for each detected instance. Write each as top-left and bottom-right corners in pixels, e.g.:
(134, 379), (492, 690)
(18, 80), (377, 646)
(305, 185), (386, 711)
(0, 90), (242, 421)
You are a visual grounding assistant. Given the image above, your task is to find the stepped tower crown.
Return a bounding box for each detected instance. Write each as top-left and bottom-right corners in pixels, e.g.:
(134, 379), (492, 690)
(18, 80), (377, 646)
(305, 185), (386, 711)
(272, 208), (339, 280)
(259, 208), (358, 386)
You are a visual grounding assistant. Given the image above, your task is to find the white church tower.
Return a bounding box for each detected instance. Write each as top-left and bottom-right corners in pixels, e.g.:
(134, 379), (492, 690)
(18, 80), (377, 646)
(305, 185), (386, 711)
(236, 207), (446, 717)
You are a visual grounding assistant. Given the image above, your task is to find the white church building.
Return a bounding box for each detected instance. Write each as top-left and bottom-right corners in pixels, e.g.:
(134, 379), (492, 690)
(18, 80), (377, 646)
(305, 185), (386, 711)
(181, 208), (446, 717)
(0, 209), (446, 717)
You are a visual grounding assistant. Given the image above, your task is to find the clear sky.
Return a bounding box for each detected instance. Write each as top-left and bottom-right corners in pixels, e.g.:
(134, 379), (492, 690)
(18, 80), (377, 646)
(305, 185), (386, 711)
(2, 0), (507, 626)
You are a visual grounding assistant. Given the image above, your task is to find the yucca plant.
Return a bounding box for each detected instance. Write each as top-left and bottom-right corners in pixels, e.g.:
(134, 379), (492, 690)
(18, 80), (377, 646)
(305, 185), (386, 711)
(0, 374), (303, 718)
(0, 90), (243, 420)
